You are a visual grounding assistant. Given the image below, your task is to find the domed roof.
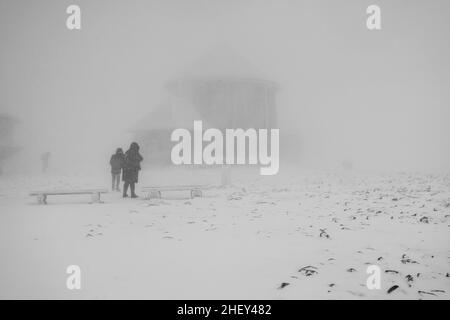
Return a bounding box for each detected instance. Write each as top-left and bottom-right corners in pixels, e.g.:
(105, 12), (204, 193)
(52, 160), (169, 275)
(170, 46), (276, 86)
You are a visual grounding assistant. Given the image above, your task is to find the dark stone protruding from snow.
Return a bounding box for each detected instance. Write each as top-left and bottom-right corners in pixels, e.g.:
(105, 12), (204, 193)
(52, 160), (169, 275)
(385, 270), (399, 274)
(419, 216), (429, 223)
(387, 285), (399, 294)
(401, 254), (418, 264)
(319, 229), (330, 239)
(298, 266), (318, 276)
(405, 274), (414, 286)
(278, 282), (290, 289)
(418, 290), (437, 296)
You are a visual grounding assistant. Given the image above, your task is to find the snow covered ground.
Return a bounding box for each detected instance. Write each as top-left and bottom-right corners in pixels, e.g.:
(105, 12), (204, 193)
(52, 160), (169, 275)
(0, 167), (449, 299)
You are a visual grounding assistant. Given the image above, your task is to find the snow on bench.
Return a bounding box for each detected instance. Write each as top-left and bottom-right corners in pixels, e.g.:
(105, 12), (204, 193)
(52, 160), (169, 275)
(29, 189), (108, 204)
(142, 185), (214, 199)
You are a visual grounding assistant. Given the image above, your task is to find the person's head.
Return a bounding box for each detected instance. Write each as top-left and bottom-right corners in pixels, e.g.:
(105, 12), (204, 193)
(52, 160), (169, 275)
(116, 148), (123, 155)
(129, 142), (140, 152)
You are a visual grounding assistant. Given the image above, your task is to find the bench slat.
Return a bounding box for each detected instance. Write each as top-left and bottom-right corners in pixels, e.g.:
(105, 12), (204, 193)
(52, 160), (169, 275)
(30, 189), (108, 196)
(141, 185), (212, 191)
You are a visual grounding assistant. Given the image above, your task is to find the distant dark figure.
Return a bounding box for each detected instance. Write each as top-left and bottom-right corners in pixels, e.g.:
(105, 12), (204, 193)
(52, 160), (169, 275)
(110, 148), (125, 191)
(41, 152), (51, 173)
(122, 142), (143, 198)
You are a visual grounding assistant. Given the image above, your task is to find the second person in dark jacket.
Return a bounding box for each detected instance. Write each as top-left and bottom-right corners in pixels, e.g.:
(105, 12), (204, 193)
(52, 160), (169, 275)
(110, 148), (125, 191)
(122, 142), (143, 198)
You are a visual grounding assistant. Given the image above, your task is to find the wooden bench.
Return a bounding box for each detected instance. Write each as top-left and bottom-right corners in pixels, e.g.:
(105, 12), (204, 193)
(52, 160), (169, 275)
(142, 185), (213, 199)
(29, 189), (108, 204)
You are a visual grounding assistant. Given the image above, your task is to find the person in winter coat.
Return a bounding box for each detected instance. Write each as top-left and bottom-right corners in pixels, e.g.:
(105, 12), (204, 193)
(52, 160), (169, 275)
(122, 142), (143, 198)
(110, 148), (125, 191)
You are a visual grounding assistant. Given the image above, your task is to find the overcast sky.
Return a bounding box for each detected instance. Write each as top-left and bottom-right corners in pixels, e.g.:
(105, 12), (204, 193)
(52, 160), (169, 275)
(1, 0), (449, 172)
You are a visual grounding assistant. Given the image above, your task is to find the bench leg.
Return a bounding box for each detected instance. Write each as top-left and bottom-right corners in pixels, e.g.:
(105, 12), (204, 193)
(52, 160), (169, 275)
(37, 194), (47, 204)
(191, 189), (202, 198)
(90, 192), (102, 203)
(148, 191), (161, 199)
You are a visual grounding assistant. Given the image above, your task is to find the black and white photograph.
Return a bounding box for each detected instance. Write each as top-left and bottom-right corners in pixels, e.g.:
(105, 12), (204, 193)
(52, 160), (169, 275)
(0, 0), (449, 304)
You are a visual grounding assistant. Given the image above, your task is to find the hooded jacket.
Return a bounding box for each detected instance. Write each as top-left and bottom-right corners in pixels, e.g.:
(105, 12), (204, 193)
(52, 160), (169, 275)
(110, 148), (125, 174)
(122, 142), (143, 183)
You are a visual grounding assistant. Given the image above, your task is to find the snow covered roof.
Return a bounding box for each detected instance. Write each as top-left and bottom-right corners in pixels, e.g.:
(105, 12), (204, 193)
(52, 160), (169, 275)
(169, 46), (277, 86)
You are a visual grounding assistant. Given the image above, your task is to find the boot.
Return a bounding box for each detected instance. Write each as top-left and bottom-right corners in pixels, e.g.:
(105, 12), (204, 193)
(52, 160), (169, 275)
(130, 183), (138, 198)
(123, 182), (129, 198)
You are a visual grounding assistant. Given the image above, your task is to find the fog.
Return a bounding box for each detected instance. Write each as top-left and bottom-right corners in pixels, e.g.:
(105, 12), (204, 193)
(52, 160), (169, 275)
(1, 0), (449, 175)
